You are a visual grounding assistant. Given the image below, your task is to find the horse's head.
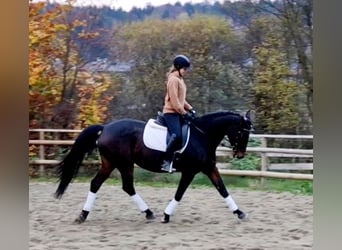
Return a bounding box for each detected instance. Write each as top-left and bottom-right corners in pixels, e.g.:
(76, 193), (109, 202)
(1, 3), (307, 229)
(226, 110), (254, 159)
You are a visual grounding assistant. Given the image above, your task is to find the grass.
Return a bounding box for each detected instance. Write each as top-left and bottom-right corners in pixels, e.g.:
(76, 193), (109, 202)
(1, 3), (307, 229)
(30, 168), (312, 195)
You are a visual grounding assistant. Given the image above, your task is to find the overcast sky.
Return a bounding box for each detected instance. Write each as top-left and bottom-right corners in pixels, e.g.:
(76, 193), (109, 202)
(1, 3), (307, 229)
(40, 0), (224, 11)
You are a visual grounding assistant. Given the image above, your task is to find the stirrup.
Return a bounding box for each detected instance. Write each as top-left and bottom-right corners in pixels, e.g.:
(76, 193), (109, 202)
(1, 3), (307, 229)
(161, 160), (176, 173)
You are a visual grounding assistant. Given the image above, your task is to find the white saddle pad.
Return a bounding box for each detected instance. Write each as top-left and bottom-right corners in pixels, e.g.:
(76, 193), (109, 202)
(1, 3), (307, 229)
(143, 119), (167, 152)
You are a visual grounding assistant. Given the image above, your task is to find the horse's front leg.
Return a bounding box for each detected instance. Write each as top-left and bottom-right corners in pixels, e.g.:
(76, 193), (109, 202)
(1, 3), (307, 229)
(162, 172), (195, 223)
(204, 167), (248, 221)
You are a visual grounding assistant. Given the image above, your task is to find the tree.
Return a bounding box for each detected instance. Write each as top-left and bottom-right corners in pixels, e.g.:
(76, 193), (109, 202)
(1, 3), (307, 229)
(257, 0), (313, 129)
(220, 0), (261, 26)
(29, 0), (115, 129)
(281, 0), (313, 126)
(110, 15), (250, 119)
(252, 32), (303, 134)
(29, 1), (64, 128)
(184, 3), (195, 17)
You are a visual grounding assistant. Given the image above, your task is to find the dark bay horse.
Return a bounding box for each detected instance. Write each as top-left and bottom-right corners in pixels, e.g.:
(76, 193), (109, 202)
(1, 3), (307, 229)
(55, 110), (253, 223)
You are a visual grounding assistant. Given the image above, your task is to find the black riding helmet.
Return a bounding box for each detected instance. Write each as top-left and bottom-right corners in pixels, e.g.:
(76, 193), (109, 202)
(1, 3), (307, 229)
(173, 55), (190, 70)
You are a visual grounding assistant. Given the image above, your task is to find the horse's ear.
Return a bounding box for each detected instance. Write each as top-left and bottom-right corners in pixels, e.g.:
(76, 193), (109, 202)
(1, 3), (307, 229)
(245, 110), (256, 122)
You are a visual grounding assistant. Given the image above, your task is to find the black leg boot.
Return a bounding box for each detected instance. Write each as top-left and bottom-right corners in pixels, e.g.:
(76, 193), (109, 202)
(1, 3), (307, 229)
(161, 134), (178, 173)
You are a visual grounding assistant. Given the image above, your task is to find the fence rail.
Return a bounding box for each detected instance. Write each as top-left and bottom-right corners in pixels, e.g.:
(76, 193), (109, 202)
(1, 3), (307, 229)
(29, 129), (313, 181)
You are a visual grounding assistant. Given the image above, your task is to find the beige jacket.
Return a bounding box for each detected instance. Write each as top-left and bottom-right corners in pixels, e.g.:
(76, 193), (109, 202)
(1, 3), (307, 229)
(162, 72), (192, 114)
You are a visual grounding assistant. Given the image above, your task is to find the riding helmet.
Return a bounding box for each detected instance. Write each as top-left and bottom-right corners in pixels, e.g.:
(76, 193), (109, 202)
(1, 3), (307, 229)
(173, 55), (190, 70)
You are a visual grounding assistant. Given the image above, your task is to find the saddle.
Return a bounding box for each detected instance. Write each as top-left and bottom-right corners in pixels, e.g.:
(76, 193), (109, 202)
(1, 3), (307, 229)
(143, 112), (190, 152)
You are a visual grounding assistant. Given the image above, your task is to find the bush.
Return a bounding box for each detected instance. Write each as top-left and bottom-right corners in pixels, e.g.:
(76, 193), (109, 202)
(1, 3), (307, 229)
(230, 154), (260, 170)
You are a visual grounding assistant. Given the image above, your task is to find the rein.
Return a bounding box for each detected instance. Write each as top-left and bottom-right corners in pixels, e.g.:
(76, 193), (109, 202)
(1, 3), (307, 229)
(187, 119), (206, 135)
(192, 123), (206, 135)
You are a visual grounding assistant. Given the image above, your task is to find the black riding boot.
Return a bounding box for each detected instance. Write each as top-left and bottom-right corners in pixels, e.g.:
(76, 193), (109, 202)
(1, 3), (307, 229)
(161, 134), (178, 173)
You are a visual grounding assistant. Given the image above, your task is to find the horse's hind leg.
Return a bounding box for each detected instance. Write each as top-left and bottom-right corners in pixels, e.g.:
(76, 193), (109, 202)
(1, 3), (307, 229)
(75, 156), (113, 224)
(161, 172), (195, 223)
(119, 165), (155, 220)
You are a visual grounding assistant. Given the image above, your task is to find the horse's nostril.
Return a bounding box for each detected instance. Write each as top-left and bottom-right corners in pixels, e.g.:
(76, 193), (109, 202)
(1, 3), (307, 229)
(234, 152), (245, 159)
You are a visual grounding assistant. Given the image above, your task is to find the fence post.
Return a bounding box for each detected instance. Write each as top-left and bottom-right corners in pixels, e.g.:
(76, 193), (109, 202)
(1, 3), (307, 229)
(39, 131), (45, 176)
(260, 137), (268, 186)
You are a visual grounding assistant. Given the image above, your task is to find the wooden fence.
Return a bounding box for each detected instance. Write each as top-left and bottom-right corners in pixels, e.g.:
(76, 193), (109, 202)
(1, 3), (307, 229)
(29, 129), (313, 181)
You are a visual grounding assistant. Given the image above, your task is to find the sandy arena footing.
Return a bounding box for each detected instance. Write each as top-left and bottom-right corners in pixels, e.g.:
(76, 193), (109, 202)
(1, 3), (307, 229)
(29, 182), (312, 250)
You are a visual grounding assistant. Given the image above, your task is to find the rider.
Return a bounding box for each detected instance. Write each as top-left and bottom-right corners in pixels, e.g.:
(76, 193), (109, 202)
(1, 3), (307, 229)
(161, 54), (196, 172)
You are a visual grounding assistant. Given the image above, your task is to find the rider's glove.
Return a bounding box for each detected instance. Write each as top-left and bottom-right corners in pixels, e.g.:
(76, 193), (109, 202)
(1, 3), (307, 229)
(189, 109), (197, 118)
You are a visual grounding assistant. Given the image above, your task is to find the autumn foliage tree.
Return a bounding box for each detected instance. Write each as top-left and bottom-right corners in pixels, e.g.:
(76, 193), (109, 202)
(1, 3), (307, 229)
(29, 1), (61, 128)
(111, 15), (250, 119)
(29, 1), (312, 135)
(29, 0), (114, 129)
(251, 26), (303, 134)
(255, 0), (313, 130)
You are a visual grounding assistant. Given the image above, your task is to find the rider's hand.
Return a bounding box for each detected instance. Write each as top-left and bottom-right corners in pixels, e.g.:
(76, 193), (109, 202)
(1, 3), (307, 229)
(189, 109), (197, 118)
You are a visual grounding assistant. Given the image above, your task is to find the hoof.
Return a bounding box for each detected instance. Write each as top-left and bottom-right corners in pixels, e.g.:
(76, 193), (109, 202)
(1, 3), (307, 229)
(238, 212), (249, 221)
(74, 210), (88, 224)
(233, 209), (249, 221)
(161, 213), (170, 223)
(145, 209), (155, 220)
(74, 215), (86, 224)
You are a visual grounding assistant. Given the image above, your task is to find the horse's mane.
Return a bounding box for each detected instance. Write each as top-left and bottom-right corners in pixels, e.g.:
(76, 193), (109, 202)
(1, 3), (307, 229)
(199, 111), (242, 120)
(192, 111), (243, 131)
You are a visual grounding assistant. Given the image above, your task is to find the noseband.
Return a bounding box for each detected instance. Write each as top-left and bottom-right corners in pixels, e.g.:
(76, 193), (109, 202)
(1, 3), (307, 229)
(229, 127), (252, 157)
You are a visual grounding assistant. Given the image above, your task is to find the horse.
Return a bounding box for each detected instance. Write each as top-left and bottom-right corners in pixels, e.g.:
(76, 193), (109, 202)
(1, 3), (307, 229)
(54, 110), (254, 223)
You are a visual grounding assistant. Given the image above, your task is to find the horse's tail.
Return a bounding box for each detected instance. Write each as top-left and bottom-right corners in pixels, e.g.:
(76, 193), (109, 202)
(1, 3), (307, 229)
(54, 124), (104, 199)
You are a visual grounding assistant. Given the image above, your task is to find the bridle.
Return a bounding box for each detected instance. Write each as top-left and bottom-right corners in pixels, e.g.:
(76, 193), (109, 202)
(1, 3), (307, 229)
(228, 125), (253, 157)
